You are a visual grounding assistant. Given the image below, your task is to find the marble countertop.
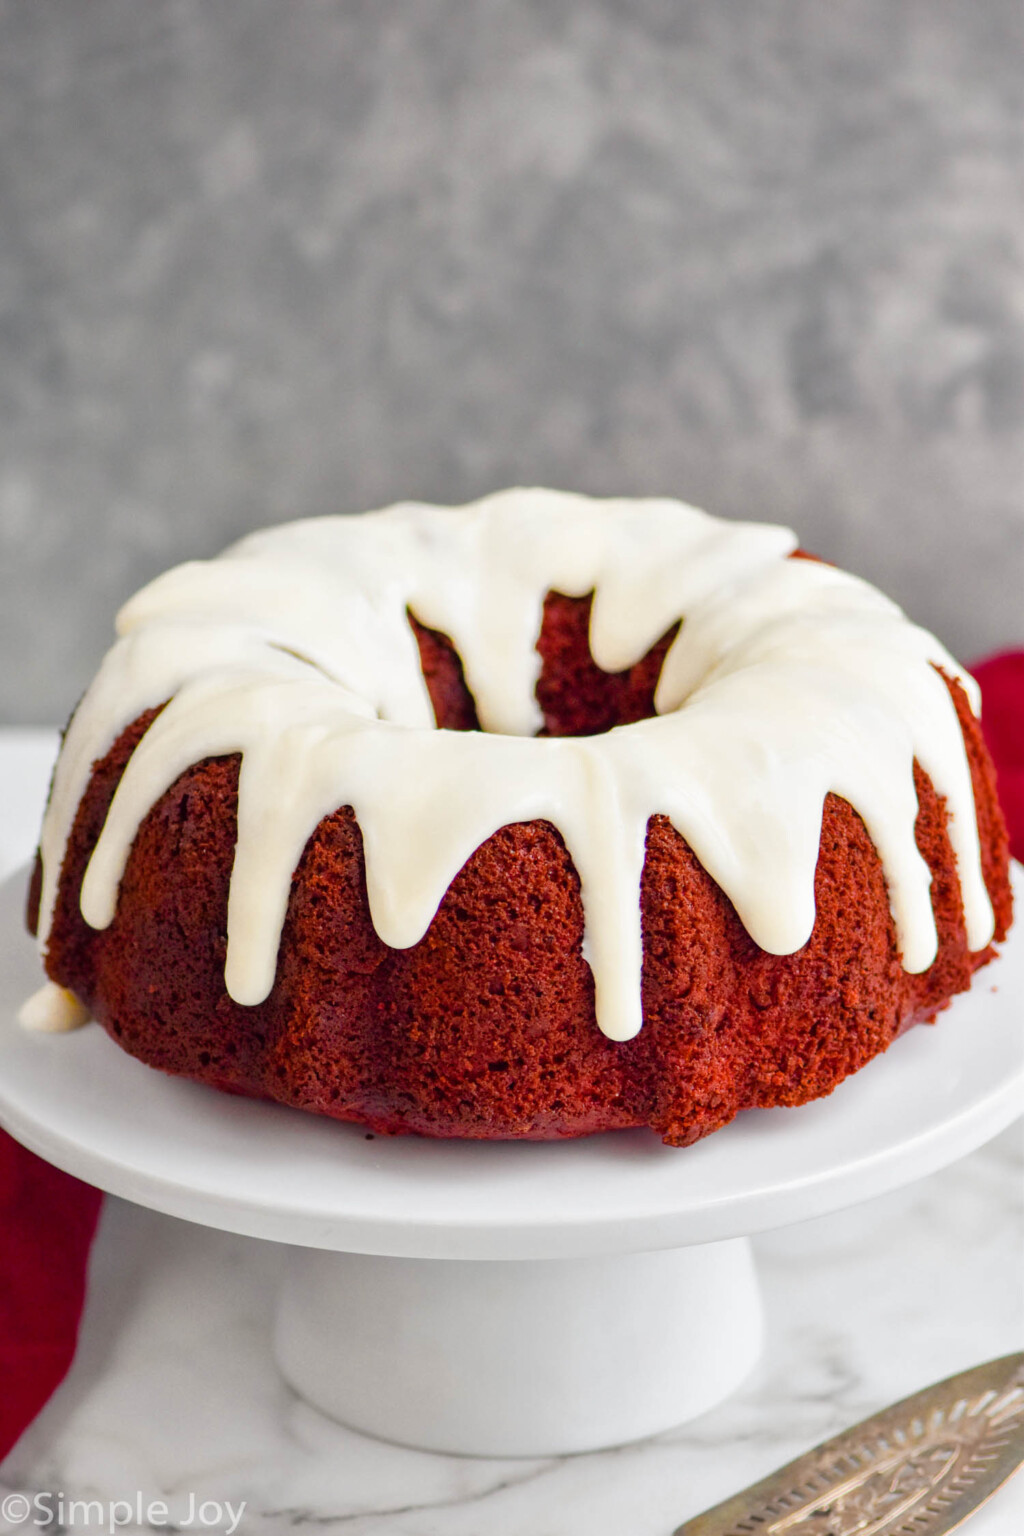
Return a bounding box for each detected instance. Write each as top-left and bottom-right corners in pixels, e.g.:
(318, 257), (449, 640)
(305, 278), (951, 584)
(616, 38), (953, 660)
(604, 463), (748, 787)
(1, 728), (1021, 1536)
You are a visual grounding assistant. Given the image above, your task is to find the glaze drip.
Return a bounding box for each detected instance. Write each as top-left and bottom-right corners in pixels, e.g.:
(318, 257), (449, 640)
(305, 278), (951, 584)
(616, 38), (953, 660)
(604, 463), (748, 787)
(37, 489), (994, 1042)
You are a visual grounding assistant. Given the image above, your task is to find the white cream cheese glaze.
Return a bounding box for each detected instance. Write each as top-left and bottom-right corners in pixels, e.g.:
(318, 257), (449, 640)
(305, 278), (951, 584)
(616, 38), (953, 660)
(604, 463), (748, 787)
(36, 489), (994, 1043)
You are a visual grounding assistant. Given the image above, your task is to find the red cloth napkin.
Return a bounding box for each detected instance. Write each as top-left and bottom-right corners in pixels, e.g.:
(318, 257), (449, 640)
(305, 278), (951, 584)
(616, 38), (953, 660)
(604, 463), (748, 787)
(0, 1147), (102, 1460)
(0, 650), (1021, 1461)
(971, 651), (1024, 865)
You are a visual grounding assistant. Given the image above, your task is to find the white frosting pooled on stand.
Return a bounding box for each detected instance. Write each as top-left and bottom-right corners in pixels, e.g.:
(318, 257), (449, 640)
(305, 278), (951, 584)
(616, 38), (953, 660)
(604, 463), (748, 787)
(36, 489), (994, 1042)
(19, 982), (92, 1033)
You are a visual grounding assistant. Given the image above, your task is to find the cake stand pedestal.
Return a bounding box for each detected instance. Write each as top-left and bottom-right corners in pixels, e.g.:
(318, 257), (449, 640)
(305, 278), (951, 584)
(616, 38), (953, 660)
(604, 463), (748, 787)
(2, 868), (1022, 1457)
(273, 1237), (761, 1455)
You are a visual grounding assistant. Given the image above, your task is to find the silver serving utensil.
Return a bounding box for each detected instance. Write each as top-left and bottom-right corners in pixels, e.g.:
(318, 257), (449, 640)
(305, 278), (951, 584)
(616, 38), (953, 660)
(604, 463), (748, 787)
(674, 1353), (1024, 1536)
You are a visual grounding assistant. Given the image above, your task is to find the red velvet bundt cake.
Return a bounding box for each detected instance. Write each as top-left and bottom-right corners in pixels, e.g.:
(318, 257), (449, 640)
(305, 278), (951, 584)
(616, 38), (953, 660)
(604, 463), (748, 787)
(22, 490), (1013, 1146)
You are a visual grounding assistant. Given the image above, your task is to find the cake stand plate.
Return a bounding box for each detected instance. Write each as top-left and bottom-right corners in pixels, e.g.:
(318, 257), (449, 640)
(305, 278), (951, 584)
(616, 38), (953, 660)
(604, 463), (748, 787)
(2, 866), (1022, 1456)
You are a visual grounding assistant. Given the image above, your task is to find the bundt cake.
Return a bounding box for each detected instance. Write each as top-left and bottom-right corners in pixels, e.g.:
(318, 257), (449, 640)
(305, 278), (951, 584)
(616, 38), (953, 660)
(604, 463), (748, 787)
(22, 489), (1013, 1146)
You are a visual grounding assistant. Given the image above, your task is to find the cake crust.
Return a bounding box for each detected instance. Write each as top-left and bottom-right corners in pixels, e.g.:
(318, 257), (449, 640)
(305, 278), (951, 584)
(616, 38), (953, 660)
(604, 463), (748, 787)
(30, 589), (1012, 1147)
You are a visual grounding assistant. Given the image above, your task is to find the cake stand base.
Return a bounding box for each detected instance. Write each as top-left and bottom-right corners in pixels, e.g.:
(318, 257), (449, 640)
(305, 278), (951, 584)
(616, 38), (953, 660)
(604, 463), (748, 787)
(274, 1237), (762, 1456)
(2, 866), (1022, 1459)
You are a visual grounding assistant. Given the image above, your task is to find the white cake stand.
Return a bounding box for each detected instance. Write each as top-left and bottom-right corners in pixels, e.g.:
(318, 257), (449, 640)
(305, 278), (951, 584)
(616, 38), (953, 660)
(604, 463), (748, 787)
(1, 867), (1022, 1457)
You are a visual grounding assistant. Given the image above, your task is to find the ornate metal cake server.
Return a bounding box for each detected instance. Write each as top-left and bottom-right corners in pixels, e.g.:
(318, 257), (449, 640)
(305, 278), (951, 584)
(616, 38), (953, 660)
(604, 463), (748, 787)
(674, 1353), (1024, 1536)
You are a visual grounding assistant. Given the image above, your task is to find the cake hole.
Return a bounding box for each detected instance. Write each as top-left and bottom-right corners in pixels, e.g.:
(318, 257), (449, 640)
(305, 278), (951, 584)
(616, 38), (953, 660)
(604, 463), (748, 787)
(535, 592), (679, 738)
(408, 594), (679, 738)
(407, 610), (481, 731)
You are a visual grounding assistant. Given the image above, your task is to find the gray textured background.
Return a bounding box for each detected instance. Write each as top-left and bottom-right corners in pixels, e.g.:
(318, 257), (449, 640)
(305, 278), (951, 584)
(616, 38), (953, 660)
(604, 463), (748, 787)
(1, 0), (1022, 726)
